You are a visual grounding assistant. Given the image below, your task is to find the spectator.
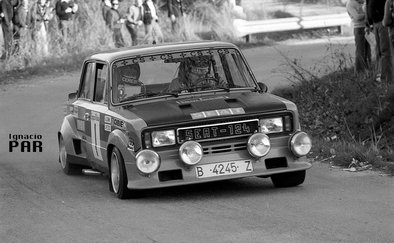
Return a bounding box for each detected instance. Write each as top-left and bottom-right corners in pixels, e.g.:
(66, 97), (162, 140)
(102, 0), (111, 25)
(30, 0), (52, 57)
(229, 0), (246, 19)
(366, 0), (393, 83)
(383, 0), (394, 48)
(12, 0), (28, 40)
(347, 0), (371, 73)
(55, 0), (78, 40)
(0, 0), (13, 59)
(125, 0), (144, 46)
(106, 0), (125, 48)
(142, 0), (163, 44)
(167, 0), (184, 34)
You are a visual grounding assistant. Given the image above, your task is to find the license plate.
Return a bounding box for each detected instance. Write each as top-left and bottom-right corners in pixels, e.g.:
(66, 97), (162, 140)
(196, 160), (253, 179)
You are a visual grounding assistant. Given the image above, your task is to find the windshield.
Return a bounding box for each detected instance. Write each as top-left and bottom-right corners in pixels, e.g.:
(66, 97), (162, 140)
(111, 48), (256, 104)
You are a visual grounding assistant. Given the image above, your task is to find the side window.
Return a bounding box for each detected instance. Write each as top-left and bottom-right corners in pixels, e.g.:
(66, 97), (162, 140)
(225, 53), (255, 87)
(94, 64), (108, 103)
(79, 63), (94, 100)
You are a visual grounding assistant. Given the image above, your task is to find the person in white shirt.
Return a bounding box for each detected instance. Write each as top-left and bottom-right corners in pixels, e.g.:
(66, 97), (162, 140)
(125, 0), (144, 46)
(347, 0), (371, 73)
(142, 0), (163, 44)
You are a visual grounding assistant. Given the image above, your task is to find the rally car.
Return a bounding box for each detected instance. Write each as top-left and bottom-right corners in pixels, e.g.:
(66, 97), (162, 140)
(58, 41), (312, 199)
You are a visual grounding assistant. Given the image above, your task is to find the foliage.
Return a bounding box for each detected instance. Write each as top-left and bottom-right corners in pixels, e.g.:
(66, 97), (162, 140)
(0, 0), (112, 72)
(272, 44), (394, 174)
(0, 0), (240, 74)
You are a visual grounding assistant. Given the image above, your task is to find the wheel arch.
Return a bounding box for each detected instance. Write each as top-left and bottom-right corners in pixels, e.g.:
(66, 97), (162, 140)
(58, 115), (79, 157)
(107, 129), (133, 168)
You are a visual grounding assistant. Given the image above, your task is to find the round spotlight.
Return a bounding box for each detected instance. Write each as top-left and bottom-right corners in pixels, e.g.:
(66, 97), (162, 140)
(179, 141), (203, 165)
(290, 132), (312, 157)
(136, 150), (160, 174)
(247, 133), (271, 157)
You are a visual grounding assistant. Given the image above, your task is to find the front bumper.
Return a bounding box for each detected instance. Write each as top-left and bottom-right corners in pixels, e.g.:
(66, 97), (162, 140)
(123, 137), (312, 190)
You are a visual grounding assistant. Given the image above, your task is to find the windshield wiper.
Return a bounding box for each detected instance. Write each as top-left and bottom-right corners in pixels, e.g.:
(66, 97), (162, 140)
(215, 86), (231, 92)
(160, 92), (179, 97)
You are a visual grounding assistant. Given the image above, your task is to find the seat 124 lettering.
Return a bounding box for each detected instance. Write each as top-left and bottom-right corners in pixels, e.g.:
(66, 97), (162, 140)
(58, 41), (312, 199)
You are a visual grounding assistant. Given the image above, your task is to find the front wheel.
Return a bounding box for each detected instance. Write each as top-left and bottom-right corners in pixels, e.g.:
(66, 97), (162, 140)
(109, 147), (143, 199)
(59, 135), (82, 175)
(271, 170), (306, 188)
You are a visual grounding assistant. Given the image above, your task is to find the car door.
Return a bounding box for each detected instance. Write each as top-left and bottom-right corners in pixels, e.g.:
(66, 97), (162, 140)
(88, 63), (111, 167)
(75, 62), (101, 164)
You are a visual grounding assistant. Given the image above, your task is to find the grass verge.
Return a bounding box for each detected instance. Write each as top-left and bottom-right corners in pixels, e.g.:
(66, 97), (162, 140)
(272, 46), (394, 175)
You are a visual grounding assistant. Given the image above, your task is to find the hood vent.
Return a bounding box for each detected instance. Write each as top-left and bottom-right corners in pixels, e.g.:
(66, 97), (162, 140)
(225, 98), (238, 103)
(179, 103), (192, 109)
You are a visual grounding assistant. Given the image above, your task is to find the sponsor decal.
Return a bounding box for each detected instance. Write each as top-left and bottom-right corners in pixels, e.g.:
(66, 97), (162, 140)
(104, 124), (111, 132)
(104, 116), (112, 124)
(113, 118), (126, 129)
(113, 49), (238, 68)
(91, 112), (103, 161)
(177, 119), (257, 143)
(77, 119), (85, 132)
(128, 142), (135, 151)
(8, 133), (43, 152)
(190, 108), (245, 119)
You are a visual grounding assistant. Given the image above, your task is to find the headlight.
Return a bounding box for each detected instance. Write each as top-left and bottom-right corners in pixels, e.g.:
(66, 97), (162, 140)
(136, 150), (160, 174)
(179, 141), (203, 165)
(151, 130), (176, 147)
(247, 133), (271, 157)
(260, 117), (283, 133)
(290, 132), (312, 157)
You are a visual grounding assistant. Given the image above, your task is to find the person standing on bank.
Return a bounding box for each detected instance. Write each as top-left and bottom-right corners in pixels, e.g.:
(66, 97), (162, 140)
(383, 0), (394, 49)
(30, 0), (52, 57)
(0, 0), (13, 59)
(12, 0), (28, 45)
(101, 0), (112, 26)
(55, 0), (78, 40)
(167, 0), (184, 34)
(347, 0), (371, 73)
(106, 0), (125, 48)
(142, 0), (163, 44)
(366, 0), (393, 83)
(125, 0), (144, 46)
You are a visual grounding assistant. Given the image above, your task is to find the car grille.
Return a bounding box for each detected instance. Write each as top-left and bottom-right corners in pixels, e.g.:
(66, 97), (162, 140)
(203, 142), (247, 155)
(143, 113), (294, 150)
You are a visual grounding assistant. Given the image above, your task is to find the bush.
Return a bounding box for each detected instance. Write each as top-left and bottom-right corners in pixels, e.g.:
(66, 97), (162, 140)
(272, 45), (394, 174)
(0, 0), (240, 74)
(0, 0), (111, 73)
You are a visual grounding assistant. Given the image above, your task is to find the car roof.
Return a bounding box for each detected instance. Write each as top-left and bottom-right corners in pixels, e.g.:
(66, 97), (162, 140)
(88, 41), (239, 63)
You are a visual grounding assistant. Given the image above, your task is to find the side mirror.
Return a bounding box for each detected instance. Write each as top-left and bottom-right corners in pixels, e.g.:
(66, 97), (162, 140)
(258, 82), (268, 93)
(68, 91), (77, 100)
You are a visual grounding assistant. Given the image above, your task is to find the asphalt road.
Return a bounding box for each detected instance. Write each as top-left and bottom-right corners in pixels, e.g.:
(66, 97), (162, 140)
(1, 38), (393, 243)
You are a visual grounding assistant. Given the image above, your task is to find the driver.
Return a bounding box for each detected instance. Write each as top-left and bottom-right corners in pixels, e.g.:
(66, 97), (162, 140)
(168, 57), (224, 91)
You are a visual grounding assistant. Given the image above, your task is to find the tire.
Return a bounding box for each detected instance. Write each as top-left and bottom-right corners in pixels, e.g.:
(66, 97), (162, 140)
(271, 170), (306, 188)
(59, 135), (82, 175)
(109, 147), (143, 199)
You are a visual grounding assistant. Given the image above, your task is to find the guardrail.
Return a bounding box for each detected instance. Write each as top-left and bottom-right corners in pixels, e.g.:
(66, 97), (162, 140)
(233, 13), (351, 41)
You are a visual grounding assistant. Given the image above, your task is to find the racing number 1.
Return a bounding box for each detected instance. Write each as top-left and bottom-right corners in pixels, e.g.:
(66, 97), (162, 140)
(91, 111), (103, 161)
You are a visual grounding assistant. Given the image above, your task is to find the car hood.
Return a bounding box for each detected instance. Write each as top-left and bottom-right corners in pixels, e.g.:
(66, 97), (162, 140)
(124, 92), (288, 126)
